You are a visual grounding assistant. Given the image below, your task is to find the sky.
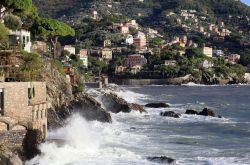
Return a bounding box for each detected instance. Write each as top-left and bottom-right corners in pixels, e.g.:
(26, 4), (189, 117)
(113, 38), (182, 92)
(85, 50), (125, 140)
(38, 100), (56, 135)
(242, 0), (250, 5)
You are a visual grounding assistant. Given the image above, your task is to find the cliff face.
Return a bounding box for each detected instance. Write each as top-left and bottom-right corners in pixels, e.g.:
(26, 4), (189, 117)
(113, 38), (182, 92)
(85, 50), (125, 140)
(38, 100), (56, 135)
(43, 61), (111, 128)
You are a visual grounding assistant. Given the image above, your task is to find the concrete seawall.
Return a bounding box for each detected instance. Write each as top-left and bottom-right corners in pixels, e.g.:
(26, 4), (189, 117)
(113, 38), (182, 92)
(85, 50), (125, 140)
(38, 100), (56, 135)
(111, 78), (187, 85)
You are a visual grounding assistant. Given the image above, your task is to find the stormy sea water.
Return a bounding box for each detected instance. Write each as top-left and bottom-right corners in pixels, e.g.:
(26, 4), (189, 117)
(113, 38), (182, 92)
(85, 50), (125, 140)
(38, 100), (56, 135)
(27, 85), (250, 165)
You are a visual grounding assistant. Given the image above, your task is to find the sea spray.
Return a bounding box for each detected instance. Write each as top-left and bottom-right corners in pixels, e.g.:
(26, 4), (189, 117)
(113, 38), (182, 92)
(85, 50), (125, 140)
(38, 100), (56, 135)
(26, 113), (145, 165)
(26, 114), (102, 165)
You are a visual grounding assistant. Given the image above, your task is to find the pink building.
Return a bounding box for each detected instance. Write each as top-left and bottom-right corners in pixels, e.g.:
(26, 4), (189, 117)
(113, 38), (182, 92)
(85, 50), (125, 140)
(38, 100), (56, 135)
(124, 54), (147, 68)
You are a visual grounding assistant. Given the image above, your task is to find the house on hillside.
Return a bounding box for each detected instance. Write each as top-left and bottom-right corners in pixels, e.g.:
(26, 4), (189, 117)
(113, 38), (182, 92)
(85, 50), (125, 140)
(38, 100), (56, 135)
(9, 30), (32, 53)
(203, 47), (213, 57)
(79, 49), (88, 68)
(64, 45), (76, 55)
(101, 48), (113, 60)
(200, 60), (214, 68)
(227, 54), (241, 64)
(124, 54), (147, 68)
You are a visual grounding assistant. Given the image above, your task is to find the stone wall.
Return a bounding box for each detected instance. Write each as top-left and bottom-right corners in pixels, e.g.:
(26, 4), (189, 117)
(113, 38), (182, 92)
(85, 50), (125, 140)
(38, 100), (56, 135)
(0, 82), (49, 139)
(0, 130), (27, 148)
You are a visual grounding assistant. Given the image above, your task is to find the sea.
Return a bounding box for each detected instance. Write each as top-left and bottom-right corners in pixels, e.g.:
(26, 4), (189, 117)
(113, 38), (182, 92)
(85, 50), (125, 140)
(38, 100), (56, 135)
(27, 85), (250, 165)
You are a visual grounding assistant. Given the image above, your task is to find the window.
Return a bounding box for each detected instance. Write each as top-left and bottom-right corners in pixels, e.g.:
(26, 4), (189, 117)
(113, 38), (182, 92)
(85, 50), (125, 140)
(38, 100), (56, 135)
(28, 87), (35, 101)
(0, 89), (4, 115)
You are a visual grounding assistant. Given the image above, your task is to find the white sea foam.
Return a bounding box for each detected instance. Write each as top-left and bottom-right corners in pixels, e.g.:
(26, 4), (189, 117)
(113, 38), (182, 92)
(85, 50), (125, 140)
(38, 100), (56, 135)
(26, 114), (147, 165)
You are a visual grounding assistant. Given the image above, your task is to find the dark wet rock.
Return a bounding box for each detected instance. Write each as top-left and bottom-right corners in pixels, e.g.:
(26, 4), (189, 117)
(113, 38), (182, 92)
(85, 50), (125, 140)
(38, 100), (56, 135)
(198, 108), (215, 117)
(147, 156), (176, 164)
(130, 127), (136, 130)
(218, 115), (222, 118)
(185, 109), (199, 115)
(23, 129), (44, 160)
(160, 111), (181, 118)
(101, 93), (146, 114)
(145, 103), (170, 108)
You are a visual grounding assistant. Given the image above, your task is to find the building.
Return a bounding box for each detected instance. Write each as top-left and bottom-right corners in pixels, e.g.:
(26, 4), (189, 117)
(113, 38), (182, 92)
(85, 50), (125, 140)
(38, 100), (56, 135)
(227, 54), (240, 64)
(103, 40), (112, 47)
(124, 54), (147, 68)
(130, 65), (142, 74)
(32, 41), (48, 54)
(64, 65), (77, 84)
(79, 49), (88, 68)
(213, 49), (224, 57)
(0, 82), (50, 139)
(101, 48), (113, 60)
(92, 11), (98, 20)
(120, 25), (129, 34)
(9, 30), (32, 53)
(200, 60), (214, 68)
(203, 47), (213, 57)
(125, 35), (134, 45)
(115, 65), (127, 73)
(64, 45), (76, 55)
(133, 32), (147, 49)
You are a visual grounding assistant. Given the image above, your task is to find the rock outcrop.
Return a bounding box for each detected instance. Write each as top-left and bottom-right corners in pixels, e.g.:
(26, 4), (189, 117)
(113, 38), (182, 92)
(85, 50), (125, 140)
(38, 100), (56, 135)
(147, 156), (176, 164)
(185, 110), (199, 115)
(185, 108), (216, 117)
(101, 93), (146, 113)
(57, 93), (112, 124)
(160, 111), (181, 118)
(0, 145), (23, 165)
(145, 103), (170, 108)
(22, 129), (44, 160)
(198, 108), (215, 117)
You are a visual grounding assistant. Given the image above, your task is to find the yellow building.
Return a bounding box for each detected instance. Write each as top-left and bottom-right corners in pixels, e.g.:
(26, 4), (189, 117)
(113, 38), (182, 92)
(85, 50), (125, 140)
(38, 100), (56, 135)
(101, 48), (113, 60)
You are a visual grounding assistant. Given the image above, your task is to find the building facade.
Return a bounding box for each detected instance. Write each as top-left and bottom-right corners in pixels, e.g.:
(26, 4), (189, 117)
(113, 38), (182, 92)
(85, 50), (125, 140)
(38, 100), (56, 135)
(64, 45), (76, 55)
(9, 30), (32, 53)
(125, 54), (147, 68)
(203, 47), (213, 57)
(79, 49), (88, 68)
(101, 48), (113, 60)
(0, 82), (50, 139)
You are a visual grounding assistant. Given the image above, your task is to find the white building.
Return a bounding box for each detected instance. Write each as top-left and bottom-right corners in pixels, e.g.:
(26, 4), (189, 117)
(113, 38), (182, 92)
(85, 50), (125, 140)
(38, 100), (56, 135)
(79, 49), (88, 68)
(125, 35), (134, 45)
(9, 29), (32, 53)
(200, 60), (214, 68)
(213, 50), (224, 57)
(64, 45), (76, 55)
(203, 47), (213, 57)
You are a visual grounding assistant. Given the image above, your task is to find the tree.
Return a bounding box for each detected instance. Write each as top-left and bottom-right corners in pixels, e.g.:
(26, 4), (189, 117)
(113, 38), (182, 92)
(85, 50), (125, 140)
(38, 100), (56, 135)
(239, 49), (250, 66)
(185, 48), (204, 58)
(32, 18), (75, 58)
(0, 23), (9, 49)
(0, 0), (33, 21)
(3, 14), (22, 30)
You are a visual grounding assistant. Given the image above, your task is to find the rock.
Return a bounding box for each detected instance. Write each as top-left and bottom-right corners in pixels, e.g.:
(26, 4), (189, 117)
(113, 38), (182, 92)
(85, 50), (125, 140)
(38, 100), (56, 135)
(129, 103), (146, 113)
(0, 150), (23, 165)
(198, 108), (215, 117)
(185, 109), (199, 115)
(59, 93), (112, 123)
(147, 156), (176, 164)
(160, 111), (180, 118)
(22, 129), (44, 159)
(218, 115), (222, 118)
(145, 103), (170, 108)
(101, 93), (146, 114)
